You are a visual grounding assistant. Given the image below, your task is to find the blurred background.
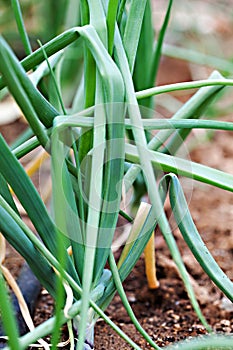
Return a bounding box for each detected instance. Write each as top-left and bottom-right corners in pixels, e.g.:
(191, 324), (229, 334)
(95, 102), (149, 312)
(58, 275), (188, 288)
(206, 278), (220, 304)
(0, 0), (233, 141)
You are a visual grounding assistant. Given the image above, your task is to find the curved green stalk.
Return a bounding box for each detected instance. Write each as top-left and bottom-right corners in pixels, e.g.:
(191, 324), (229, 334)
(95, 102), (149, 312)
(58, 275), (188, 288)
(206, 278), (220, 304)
(136, 78), (233, 99)
(78, 26), (125, 286)
(164, 173), (233, 302)
(0, 28), (80, 91)
(124, 70), (225, 192)
(13, 136), (40, 159)
(109, 251), (161, 350)
(0, 36), (58, 130)
(71, 9), (124, 348)
(52, 114), (233, 131)
(50, 20), (125, 349)
(125, 143), (233, 192)
(38, 40), (66, 115)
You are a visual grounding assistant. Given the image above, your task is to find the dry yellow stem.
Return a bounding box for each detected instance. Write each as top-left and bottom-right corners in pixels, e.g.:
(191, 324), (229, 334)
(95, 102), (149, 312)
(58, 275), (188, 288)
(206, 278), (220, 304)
(144, 231), (159, 289)
(0, 262), (50, 350)
(24, 149), (49, 177)
(10, 149), (52, 205)
(117, 202), (151, 269)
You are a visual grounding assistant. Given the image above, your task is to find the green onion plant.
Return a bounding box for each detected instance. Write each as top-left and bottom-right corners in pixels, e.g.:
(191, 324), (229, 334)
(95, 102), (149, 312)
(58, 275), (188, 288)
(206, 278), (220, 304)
(0, 0), (233, 349)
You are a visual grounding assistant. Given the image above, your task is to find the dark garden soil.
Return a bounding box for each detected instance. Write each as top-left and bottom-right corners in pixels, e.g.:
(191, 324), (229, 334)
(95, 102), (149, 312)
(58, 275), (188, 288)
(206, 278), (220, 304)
(1, 52), (233, 348)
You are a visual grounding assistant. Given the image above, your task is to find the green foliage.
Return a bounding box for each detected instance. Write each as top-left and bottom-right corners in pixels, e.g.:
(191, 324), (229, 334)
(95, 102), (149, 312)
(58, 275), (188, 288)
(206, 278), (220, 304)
(0, 1), (233, 349)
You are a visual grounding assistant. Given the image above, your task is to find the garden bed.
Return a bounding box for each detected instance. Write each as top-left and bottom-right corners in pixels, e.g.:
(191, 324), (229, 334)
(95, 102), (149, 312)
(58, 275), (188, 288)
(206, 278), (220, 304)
(0, 1), (233, 347)
(1, 114), (233, 349)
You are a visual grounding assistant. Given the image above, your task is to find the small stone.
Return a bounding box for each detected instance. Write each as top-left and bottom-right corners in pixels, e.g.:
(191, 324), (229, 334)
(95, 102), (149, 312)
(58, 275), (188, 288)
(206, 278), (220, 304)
(128, 294), (136, 303)
(185, 305), (192, 310)
(172, 314), (180, 321)
(174, 323), (181, 330)
(220, 297), (233, 311)
(220, 319), (231, 327)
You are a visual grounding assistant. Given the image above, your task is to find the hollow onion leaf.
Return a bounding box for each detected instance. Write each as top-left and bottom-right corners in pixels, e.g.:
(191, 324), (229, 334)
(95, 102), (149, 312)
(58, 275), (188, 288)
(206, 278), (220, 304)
(164, 173), (233, 302)
(0, 36), (59, 129)
(0, 43), (49, 148)
(107, 0), (119, 54)
(123, 0), (147, 73)
(0, 199), (56, 295)
(0, 31), (78, 92)
(79, 26), (125, 284)
(79, 24), (124, 350)
(146, 71), (225, 145)
(75, 80), (106, 350)
(0, 135), (79, 284)
(124, 70), (226, 194)
(0, 173), (19, 215)
(51, 120), (84, 282)
(125, 143), (233, 192)
(29, 51), (64, 87)
(133, 0), (154, 95)
(44, 114), (233, 132)
(108, 251), (161, 350)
